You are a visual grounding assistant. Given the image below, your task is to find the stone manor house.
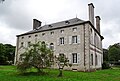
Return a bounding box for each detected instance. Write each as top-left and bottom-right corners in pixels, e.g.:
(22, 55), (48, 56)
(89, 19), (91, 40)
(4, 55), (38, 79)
(14, 3), (104, 71)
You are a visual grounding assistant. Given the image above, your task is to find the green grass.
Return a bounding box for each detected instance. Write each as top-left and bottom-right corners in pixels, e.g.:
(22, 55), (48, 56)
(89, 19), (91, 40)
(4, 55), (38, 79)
(0, 65), (120, 81)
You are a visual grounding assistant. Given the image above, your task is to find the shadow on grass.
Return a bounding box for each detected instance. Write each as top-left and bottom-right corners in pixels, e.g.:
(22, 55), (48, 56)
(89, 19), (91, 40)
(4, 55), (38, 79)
(17, 71), (49, 76)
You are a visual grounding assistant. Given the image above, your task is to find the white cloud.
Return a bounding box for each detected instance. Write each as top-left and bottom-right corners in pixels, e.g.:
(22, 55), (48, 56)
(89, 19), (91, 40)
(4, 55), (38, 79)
(0, 0), (120, 48)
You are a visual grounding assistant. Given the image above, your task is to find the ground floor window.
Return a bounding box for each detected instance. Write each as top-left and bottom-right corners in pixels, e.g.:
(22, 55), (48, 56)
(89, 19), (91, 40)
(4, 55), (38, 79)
(95, 54), (98, 65)
(91, 54), (93, 65)
(72, 53), (77, 63)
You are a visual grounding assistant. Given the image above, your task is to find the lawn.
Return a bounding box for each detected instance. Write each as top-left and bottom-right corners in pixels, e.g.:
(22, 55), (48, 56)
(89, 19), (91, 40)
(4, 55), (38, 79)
(0, 66), (120, 81)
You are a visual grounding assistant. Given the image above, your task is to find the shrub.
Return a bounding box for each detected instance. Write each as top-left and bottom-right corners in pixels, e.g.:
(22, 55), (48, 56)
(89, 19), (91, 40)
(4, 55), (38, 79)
(102, 61), (110, 69)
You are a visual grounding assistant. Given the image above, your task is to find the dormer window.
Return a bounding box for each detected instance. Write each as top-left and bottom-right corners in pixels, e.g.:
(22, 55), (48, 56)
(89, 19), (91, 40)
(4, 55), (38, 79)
(48, 25), (53, 27)
(65, 21), (70, 24)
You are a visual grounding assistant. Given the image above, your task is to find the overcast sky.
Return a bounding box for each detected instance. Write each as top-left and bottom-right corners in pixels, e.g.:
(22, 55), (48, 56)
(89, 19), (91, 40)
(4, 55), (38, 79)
(0, 0), (120, 48)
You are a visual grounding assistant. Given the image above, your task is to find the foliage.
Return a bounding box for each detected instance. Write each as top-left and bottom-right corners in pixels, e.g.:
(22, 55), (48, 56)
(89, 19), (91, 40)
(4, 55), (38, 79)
(108, 43), (120, 61)
(0, 43), (15, 65)
(17, 41), (54, 73)
(55, 54), (71, 77)
(102, 61), (110, 69)
(0, 65), (120, 81)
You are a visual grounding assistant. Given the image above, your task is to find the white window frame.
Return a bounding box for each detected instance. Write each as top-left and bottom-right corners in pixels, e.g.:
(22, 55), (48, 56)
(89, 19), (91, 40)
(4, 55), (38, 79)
(60, 37), (64, 45)
(72, 36), (77, 44)
(72, 53), (77, 63)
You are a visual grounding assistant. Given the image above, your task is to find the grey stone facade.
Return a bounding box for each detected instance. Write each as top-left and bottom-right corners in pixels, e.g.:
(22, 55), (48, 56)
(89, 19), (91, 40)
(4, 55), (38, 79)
(14, 3), (104, 72)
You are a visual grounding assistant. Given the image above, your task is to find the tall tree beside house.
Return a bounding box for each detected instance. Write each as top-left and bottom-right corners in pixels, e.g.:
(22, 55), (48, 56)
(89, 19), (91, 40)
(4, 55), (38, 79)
(4, 44), (15, 64)
(0, 43), (15, 65)
(17, 41), (54, 73)
(108, 43), (120, 62)
(0, 43), (6, 65)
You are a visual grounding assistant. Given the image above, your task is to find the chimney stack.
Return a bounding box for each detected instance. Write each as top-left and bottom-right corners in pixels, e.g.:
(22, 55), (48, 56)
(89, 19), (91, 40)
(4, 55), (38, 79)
(88, 3), (95, 26)
(95, 16), (101, 34)
(33, 19), (42, 30)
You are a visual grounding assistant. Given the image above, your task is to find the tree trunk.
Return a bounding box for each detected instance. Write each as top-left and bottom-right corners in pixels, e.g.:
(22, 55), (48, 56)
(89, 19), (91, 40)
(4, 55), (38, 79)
(58, 69), (62, 77)
(36, 67), (42, 73)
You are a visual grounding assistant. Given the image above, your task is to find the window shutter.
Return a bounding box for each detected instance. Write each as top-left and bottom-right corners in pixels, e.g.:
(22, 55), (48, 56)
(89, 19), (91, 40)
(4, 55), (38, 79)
(57, 38), (59, 45)
(54, 42), (56, 50)
(77, 53), (80, 63)
(25, 42), (27, 47)
(64, 36), (67, 44)
(69, 36), (72, 44)
(68, 53), (72, 63)
(78, 35), (80, 43)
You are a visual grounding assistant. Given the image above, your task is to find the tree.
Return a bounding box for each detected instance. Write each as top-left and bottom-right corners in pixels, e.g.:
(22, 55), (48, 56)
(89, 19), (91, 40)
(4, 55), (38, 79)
(4, 44), (15, 64)
(17, 41), (54, 73)
(0, 43), (6, 65)
(108, 43), (120, 62)
(55, 54), (71, 77)
(0, 43), (15, 65)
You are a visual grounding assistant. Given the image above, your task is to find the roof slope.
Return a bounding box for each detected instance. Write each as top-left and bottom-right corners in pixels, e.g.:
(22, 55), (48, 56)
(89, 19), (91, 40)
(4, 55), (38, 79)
(18, 18), (85, 36)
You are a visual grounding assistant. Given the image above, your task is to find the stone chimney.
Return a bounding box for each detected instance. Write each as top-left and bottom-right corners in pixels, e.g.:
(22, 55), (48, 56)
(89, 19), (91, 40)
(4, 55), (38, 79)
(95, 16), (101, 34)
(33, 19), (42, 30)
(88, 3), (95, 26)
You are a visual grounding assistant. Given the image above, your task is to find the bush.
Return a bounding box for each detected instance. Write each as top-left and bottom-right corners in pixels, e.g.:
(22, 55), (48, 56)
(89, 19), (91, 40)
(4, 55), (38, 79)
(114, 62), (120, 65)
(102, 61), (110, 69)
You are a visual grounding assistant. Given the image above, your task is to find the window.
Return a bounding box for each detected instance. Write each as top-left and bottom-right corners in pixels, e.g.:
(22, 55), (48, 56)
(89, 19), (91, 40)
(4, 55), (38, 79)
(21, 37), (24, 39)
(91, 54), (93, 65)
(50, 43), (54, 50)
(28, 41), (31, 47)
(72, 53), (77, 63)
(60, 30), (64, 34)
(21, 42), (24, 47)
(60, 37), (64, 44)
(65, 21), (70, 24)
(48, 25), (53, 27)
(90, 28), (93, 44)
(42, 33), (45, 36)
(35, 34), (38, 37)
(51, 31), (54, 35)
(95, 54), (98, 65)
(72, 36), (77, 43)
(28, 36), (31, 38)
(73, 27), (77, 32)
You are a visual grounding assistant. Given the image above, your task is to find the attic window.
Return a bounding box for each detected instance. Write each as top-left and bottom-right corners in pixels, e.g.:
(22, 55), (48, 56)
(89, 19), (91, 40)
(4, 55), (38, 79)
(35, 34), (38, 37)
(73, 27), (77, 32)
(28, 36), (31, 38)
(65, 21), (70, 24)
(42, 33), (45, 36)
(21, 37), (24, 39)
(48, 25), (53, 27)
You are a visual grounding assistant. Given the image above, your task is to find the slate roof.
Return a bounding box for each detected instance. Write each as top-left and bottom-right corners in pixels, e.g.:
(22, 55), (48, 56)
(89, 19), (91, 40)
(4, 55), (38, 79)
(17, 18), (85, 36)
(17, 17), (104, 40)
